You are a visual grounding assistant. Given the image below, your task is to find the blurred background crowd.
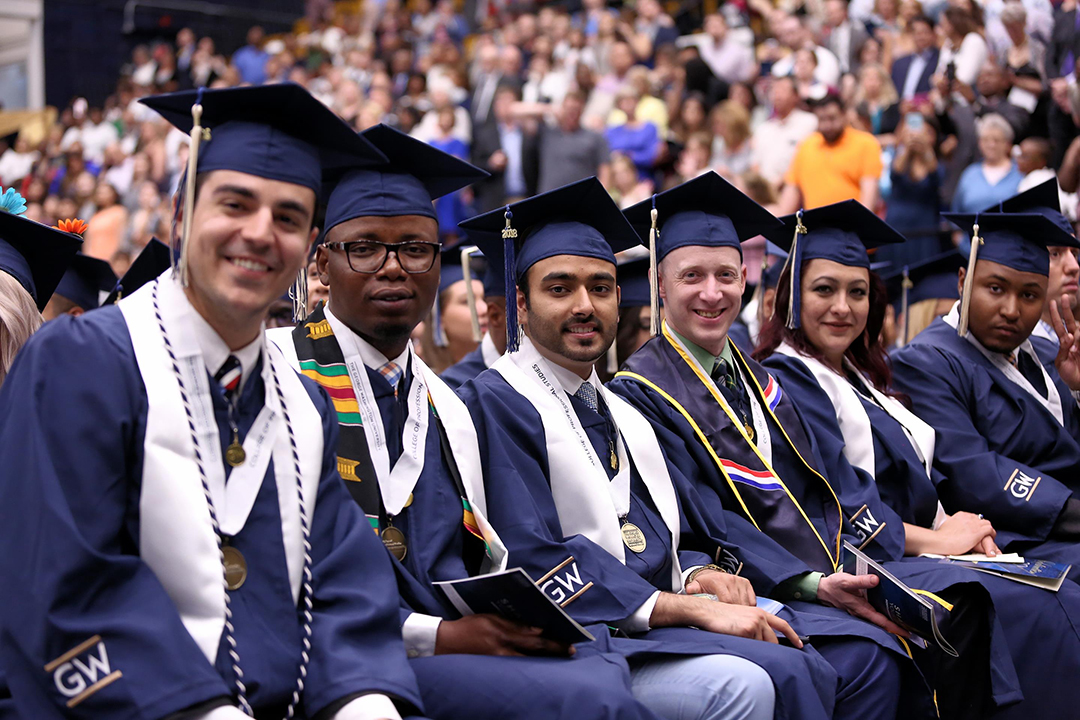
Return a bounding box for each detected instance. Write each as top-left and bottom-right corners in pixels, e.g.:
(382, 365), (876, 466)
(4, 0), (1080, 282)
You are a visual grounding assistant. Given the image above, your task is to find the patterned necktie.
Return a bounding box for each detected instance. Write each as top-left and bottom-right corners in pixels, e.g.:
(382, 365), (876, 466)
(379, 361), (403, 397)
(574, 381), (600, 413)
(712, 358), (754, 438)
(215, 355), (242, 404)
(711, 358), (739, 392)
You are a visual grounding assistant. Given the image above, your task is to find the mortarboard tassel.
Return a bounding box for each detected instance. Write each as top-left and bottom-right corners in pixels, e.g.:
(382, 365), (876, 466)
(432, 291), (449, 347)
(783, 209), (808, 329)
(899, 266), (912, 347)
(177, 88), (209, 288)
(460, 245), (483, 342)
(502, 206), (520, 353)
(648, 197), (661, 337)
(289, 267), (308, 323)
(605, 339), (619, 374)
(957, 218), (984, 338)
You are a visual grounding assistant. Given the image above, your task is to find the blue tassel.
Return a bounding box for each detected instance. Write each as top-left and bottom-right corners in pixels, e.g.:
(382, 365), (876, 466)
(502, 206), (520, 352)
(785, 209), (807, 330)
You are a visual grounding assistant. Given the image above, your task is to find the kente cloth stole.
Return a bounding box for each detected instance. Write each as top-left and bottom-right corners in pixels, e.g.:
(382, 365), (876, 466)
(618, 330), (843, 573)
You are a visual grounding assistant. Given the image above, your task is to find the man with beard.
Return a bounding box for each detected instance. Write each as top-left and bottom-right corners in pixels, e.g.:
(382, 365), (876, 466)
(776, 93), (882, 214)
(455, 177), (890, 720)
(270, 125), (667, 720)
(892, 211), (1080, 578)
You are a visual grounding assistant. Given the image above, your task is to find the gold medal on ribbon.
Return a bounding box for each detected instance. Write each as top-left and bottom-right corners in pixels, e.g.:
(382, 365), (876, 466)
(621, 522), (647, 553)
(381, 526), (408, 561)
(226, 439), (246, 467)
(744, 422), (754, 442)
(222, 545), (248, 590)
(610, 447), (619, 471)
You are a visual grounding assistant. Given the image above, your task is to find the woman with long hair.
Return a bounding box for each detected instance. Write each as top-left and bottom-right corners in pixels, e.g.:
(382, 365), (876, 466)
(419, 247), (487, 373)
(755, 201), (1080, 720)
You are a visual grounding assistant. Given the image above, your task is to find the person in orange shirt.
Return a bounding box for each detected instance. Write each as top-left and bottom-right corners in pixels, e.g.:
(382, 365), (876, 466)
(776, 93), (882, 213)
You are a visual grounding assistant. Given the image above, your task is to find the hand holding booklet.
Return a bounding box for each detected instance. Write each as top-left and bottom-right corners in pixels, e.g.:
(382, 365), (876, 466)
(843, 542), (958, 656)
(434, 568), (596, 645)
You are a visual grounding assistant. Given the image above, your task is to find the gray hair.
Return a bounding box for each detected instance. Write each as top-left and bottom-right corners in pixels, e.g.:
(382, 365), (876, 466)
(976, 113), (1015, 144)
(1000, 3), (1027, 25)
(0, 272), (43, 388)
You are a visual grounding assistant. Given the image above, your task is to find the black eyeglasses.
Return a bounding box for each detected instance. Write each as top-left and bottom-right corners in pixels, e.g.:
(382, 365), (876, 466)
(326, 240), (442, 274)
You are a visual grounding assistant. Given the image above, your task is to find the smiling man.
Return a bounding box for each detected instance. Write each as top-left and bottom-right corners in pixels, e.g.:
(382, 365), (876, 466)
(457, 177), (850, 720)
(0, 85), (427, 720)
(892, 211), (1080, 580)
(270, 125), (663, 720)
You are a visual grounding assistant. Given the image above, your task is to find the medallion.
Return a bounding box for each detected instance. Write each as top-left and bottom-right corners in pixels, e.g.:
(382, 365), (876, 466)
(222, 545), (248, 590)
(610, 447), (619, 471)
(226, 438), (246, 467)
(743, 422), (754, 442)
(621, 522), (647, 553)
(381, 526), (408, 561)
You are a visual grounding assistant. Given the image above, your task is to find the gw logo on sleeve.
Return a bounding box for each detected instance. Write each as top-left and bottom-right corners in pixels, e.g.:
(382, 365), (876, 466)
(848, 505), (885, 547)
(537, 556), (594, 607)
(45, 635), (122, 708)
(1005, 469), (1042, 501)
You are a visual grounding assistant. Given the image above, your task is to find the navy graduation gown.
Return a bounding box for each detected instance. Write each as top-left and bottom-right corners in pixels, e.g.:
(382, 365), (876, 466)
(0, 307), (421, 719)
(439, 345), (488, 390)
(892, 318), (1080, 571)
(357, 359), (665, 720)
(764, 351), (1080, 715)
(458, 369), (842, 720)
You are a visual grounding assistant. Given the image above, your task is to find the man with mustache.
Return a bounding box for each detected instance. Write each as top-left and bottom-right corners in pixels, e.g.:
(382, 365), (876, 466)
(892, 210), (1080, 579)
(271, 125), (664, 720)
(457, 176), (871, 720)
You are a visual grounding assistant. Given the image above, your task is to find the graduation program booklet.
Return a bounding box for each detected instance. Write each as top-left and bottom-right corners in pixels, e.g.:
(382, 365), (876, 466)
(928, 556), (1071, 592)
(842, 542), (958, 657)
(434, 568), (596, 645)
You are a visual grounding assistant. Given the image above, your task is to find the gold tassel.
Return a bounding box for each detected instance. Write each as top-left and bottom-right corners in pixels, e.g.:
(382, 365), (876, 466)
(460, 245), (483, 342)
(957, 222), (983, 338)
(177, 101), (209, 288)
(648, 204), (661, 336)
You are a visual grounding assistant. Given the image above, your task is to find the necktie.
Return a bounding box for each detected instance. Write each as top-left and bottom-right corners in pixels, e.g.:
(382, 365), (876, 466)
(574, 381), (600, 413)
(379, 361), (403, 397)
(712, 358), (755, 439)
(215, 355), (242, 403)
(1012, 350), (1048, 399)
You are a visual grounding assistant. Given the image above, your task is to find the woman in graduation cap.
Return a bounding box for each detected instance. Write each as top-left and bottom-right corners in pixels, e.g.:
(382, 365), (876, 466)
(418, 245), (487, 373)
(0, 198), (82, 386)
(757, 202), (1080, 719)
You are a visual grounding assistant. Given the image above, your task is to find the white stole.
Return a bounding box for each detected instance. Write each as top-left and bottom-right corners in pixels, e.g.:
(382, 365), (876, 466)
(120, 272), (323, 663)
(492, 337), (683, 592)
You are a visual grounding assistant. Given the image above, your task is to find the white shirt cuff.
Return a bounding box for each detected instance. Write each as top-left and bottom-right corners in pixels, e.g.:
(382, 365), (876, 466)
(333, 694), (402, 720)
(616, 590), (661, 634)
(402, 612), (442, 658)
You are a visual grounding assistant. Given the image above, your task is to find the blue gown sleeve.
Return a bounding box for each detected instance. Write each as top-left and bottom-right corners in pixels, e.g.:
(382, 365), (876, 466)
(459, 379), (660, 626)
(891, 344), (1073, 542)
(607, 376), (812, 596)
(763, 354), (907, 562)
(295, 379), (424, 717)
(0, 312), (229, 719)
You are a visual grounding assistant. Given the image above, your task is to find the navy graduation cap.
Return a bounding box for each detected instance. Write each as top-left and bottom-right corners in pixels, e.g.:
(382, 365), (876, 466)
(882, 250), (965, 346)
(618, 256), (654, 309)
(623, 171), (782, 262)
(54, 254), (117, 311)
(459, 176), (639, 352)
(104, 238), (172, 305)
(766, 200), (906, 330)
(432, 244), (485, 347)
(322, 124), (489, 236)
(990, 178), (1075, 237)
(942, 211), (1080, 336)
(0, 209), (83, 311)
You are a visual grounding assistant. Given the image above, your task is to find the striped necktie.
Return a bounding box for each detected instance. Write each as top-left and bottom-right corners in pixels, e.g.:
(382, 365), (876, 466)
(215, 355), (242, 403)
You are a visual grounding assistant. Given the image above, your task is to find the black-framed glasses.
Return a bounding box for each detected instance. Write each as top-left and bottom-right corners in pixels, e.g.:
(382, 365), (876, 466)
(326, 240), (442, 274)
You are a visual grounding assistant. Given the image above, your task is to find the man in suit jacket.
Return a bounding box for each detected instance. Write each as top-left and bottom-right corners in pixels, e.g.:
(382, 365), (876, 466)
(1048, 3), (1080, 167)
(824, 0), (870, 75)
(891, 15), (940, 99)
(471, 85), (539, 212)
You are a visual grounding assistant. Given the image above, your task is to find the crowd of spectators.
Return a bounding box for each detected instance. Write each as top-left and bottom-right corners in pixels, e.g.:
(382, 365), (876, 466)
(4, 0), (1080, 279)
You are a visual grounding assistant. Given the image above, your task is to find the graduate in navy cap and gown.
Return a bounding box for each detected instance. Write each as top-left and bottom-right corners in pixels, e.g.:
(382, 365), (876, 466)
(609, 178), (941, 720)
(0, 203), (82, 389)
(417, 245), (487, 374)
(269, 125), (660, 720)
(596, 256), (658, 383)
(984, 179), (1080, 363)
(757, 203), (1080, 718)
(440, 255), (506, 388)
(0, 84), (428, 720)
(456, 176), (872, 720)
(892, 211), (1080, 580)
(41, 253), (117, 320)
(881, 251), (964, 348)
